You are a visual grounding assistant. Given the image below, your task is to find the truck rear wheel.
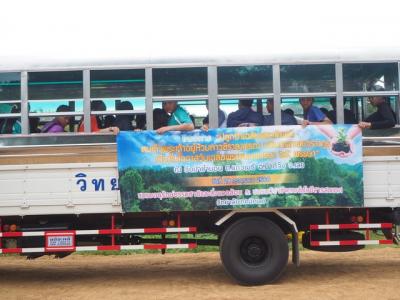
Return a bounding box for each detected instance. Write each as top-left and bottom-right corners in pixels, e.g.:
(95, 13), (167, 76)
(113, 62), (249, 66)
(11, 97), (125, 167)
(219, 217), (288, 286)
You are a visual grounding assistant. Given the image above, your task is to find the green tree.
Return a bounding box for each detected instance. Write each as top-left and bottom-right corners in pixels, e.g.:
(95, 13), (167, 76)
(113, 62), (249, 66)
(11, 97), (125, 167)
(119, 169), (144, 212)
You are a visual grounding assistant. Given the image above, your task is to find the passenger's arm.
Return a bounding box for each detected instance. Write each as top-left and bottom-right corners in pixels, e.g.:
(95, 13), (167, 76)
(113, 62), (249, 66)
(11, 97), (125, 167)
(303, 117), (333, 126)
(156, 123), (194, 134)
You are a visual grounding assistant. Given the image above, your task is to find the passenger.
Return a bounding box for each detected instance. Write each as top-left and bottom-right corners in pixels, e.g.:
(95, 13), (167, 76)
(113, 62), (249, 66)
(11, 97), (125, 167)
(41, 105), (72, 133)
(326, 98), (357, 124)
(156, 101), (194, 134)
(201, 108), (227, 130)
(78, 100), (119, 134)
(263, 99), (297, 126)
(299, 97), (332, 125)
(320, 107), (329, 116)
(135, 114), (146, 130)
(29, 117), (41, 133)
(114, 101), (134, 131)
(153, 108), (169, 130)
(358, 86), (396, 130)
(0, 104), (21, 134)
(226, 99), (264, 127)
(283, 108), (295, 116)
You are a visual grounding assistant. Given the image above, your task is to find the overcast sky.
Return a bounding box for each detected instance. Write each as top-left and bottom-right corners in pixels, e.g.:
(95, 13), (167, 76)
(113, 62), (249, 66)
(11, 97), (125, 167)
(1, 0), (400, 66)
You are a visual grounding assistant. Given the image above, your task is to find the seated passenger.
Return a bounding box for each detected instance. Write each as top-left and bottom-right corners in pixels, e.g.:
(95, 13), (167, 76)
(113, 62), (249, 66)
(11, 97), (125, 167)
(156, 101), (194, 134)
(0, 104), (21, 134)
(135, 114), (146, 130)
(263, 99), (297, 126)
(326, 98), (357, 124)
(78, 100), (119, 134)
(41, 105), (72, 133)
(114, 101), (134, 131)
(153, 108), (169, 130)
(300, 97), (332, 125)
(226, 99), (263, 127)
(358, 86), (396, 129)
(202, 108), (227, 130)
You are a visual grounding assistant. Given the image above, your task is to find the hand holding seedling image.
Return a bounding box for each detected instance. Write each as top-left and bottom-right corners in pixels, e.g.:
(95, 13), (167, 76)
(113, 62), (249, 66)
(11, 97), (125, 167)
(316, 125), (361, 158)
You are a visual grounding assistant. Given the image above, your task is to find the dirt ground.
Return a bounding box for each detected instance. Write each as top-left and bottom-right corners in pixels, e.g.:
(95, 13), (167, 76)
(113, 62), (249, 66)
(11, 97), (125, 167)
(0, 248), (399, 300)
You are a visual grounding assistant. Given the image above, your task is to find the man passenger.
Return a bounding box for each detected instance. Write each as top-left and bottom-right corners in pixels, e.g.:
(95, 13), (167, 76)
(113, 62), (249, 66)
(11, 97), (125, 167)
(299, 97), (332, 125)
(226, 99), (263, 127)
(358, 86), (396, 129)
(156, 101), (194, 134)
(326, 98), (357, 124)
(263, 99), (297, 126)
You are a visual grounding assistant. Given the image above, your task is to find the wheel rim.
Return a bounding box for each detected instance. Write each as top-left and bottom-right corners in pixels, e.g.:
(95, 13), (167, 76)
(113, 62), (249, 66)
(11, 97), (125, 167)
(239, 236), (269, 265)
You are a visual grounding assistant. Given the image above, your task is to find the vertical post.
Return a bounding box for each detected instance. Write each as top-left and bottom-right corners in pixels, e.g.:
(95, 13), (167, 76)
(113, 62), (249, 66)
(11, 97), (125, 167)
(145, 68), (154, 130)
(366, 209), (370, 240)
(111, 214), (115, 246)
(207, 66), (218, 129)
(325, 210), (330, 241)
(177, 213), (181, 244)
(83, 70), (91, 133)
(335, 63), (344, 124)
(20, 71), (29, 134)
(272, 64), (282, 125)
(397, 62), (400, 124)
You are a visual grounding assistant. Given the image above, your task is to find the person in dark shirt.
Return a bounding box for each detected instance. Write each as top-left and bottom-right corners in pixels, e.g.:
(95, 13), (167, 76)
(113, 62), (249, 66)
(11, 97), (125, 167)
(358, 96), (396, 129)
(327, 98), (357, 124)
(263, 99), (297, 125)
(226, 99), (263, 127)
(114, 101), (134, 131)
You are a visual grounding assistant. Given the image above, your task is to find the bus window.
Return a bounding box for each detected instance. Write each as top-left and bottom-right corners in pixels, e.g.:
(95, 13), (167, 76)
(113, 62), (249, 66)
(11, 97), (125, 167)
(0, 72), (20, 101)
(0, 73), (21, 134)
(218, 65), (273, 94)
(280, 64), (336, 93)
(88, 98), (145, 131)
(343, 63), (398, 92)
(219, 98), (264, 127)
(281, 97), (332, 121)
(28, 71), (83, 100)
(90, 69), (145, 98)
(153, 68), (207, 96)
(29, 100), (82, 133)
(344, 96), (398, 125)
(152, 100), (207, 129)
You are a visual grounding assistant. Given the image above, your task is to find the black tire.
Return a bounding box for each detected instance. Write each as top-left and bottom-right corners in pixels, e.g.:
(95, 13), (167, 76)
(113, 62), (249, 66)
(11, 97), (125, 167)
(219, 217), (289, 286)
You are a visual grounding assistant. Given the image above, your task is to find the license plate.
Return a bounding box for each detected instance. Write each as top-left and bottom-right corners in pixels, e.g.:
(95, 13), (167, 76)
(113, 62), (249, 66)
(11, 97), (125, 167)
(45, 232), (75, 252)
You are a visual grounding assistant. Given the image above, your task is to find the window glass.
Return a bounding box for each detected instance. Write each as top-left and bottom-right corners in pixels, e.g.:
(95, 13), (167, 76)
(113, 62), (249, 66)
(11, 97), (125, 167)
(343, 63), (398, 91)
(344, 96), (398, 124)
(280, 64), (336, 93)
(153, 68), (207, 96)
(91, 69), (145, 98)
(0, 73), (20, 101)
(152, 100), (207, 128)
(28, 71), (83, 100)
(218, 65), (273, 94)
(281, 97), (332, 118)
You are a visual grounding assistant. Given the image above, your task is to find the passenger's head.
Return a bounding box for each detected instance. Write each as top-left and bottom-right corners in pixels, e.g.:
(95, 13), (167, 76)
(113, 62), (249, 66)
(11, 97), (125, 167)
(283, 108), (294, 116)
(153, 108), (169, 129)
(135, 114), (146, 129)
(369, 85), (387, 106)
(299, 97), (313, 110)
(320, 107), (329, 115)
(55, 105), (72, 127)
(266, 99), (274, 113)
(91, 100), (106, 111)
(117, 101), (133, 111)
(163, 101), (177, 113)
(239, 99), (253, 109)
